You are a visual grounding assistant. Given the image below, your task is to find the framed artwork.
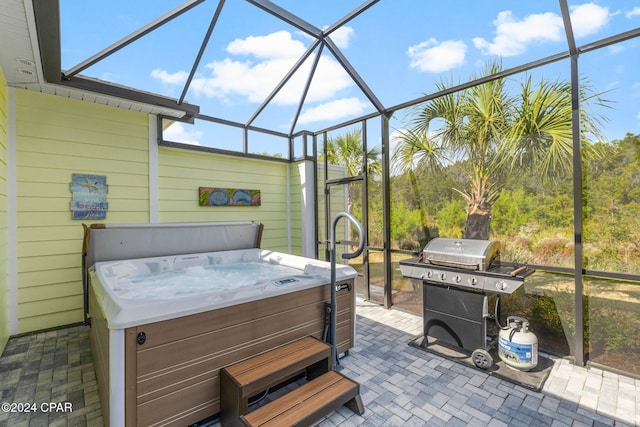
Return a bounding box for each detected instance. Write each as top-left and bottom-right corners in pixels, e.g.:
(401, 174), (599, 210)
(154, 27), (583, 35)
(199, 187), (261, 206)
(70, 173), (109, 219)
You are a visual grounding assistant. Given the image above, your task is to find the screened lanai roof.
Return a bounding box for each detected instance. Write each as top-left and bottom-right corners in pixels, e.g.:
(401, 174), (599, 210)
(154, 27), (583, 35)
(1, 0), (639, 150)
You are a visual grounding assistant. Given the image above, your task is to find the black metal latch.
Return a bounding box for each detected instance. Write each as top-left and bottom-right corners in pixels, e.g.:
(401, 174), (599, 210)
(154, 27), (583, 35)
(136, 331), (146, 345)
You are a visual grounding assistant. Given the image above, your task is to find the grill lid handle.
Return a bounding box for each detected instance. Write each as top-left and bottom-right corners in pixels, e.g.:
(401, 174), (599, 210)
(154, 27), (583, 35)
(426, 257), (480, 270)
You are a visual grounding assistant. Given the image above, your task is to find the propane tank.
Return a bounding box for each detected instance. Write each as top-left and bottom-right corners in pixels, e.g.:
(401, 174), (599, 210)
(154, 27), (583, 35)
(498, 316), (538, 371)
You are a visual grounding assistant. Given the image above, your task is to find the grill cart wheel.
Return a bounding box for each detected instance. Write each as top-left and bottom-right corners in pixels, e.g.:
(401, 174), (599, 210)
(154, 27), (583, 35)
(472, 349), (493, 369)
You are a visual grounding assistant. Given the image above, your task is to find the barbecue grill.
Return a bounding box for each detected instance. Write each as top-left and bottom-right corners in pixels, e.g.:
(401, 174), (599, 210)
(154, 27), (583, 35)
(400, 238), (534, 369)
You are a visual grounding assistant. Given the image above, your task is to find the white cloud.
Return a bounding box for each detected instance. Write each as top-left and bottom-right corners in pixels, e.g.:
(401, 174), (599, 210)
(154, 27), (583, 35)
(150, 68), (189, 85)
(569, 3), (610, 38)
(326, 26), (354, 49)
(226, 31), (305, 60)
(626, 7), (640, 18)
(473, 3), (610, 57)
(407, 39), (467, 73)
(188, 55), (352, 105)
(473, 11), (563, 56)
(163, 122), (202, 145)
(153, 30), (355, 106)
(298, 97), (369, 124)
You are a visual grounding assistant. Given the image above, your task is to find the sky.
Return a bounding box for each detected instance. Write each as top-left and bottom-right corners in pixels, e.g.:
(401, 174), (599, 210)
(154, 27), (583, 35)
(60, 0), (640, 156)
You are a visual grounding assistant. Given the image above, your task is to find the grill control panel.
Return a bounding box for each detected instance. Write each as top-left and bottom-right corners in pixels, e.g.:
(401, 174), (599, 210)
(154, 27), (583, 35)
(401, 259), (524, 295)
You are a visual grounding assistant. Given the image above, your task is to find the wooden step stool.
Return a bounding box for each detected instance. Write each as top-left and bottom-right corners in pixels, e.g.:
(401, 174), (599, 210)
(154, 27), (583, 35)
(241, 370), (363, 427)
(220, 336), (364, 427)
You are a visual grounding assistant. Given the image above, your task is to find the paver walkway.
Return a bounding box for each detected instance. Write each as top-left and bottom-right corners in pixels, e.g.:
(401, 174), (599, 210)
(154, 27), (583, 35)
(1, 298), (638, 426)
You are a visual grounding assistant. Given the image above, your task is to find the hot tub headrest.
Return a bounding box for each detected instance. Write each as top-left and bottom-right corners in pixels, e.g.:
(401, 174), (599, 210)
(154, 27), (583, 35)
(84, 221), (264, 266)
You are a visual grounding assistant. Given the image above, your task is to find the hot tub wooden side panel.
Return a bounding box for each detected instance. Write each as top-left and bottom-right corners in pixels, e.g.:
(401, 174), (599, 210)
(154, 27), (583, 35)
(124, 280), (354, 427)
(88, 289), (111, 427)
(131, 293), (353, 405)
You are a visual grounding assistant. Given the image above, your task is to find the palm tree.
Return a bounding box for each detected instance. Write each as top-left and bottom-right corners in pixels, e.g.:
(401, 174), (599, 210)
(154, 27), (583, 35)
(322, 129), (381, 249)
(325, 129), (381, 176)
(324, 129), (381, 214)
(394, 61), (609, 240)
(391, 127), (446, 245)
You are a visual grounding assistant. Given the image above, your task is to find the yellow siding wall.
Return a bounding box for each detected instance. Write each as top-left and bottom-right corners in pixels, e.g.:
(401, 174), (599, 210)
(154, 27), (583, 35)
(288, 162), (302, 253)
(0, 68), (8, 350)
(15, 90), (149, 333)
(9, 89), (304, 335)
(158, 146), (301, 254)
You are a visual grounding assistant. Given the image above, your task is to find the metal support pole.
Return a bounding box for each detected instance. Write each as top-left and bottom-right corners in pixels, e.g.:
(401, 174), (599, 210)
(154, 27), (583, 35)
(570, 53), (585, 367)
(381, 115), (392, 308)
(329, 212), (364, 369)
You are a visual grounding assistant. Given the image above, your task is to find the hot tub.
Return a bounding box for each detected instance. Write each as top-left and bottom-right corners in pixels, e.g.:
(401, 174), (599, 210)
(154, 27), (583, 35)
(84, 223), (357, 427)
(90, 248), (356, 329)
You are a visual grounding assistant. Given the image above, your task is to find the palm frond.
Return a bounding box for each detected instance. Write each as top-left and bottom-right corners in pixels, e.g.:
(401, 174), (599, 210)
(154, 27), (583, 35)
(391, 128), (445, 175)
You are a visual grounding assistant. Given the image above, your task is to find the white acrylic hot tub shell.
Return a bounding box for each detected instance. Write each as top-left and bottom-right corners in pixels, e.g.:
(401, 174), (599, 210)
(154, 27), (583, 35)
(89, 247), (357, 330)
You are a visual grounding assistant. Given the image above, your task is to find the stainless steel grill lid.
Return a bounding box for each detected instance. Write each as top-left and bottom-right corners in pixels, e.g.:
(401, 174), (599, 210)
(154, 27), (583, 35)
(422, 238), (500, 271)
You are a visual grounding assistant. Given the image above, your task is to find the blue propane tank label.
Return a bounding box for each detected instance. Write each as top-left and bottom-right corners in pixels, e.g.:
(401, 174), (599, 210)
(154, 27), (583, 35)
(498, 335), (537, 364)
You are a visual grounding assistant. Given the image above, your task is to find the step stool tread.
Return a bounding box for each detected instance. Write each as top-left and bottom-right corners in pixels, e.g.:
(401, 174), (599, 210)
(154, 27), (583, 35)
(224, 336), (330, 392)
(220, 336), (333, 426)
(241, 371), (361, 427)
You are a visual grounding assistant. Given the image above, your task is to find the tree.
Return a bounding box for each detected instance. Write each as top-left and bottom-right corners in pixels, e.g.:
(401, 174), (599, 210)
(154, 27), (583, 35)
(394, 61), (609, 240)
(391, 127), (446, 245)
(323, 129), (381, 214)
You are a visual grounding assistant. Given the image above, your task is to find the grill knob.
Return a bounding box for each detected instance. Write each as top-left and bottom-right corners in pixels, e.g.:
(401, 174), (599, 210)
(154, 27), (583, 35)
(454, 275), (461, 283)
(470, 277), (478, 286)
(440, 272), (447, 281)
(426, 271), (433, 279)
(496, 281), (509, 291)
